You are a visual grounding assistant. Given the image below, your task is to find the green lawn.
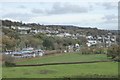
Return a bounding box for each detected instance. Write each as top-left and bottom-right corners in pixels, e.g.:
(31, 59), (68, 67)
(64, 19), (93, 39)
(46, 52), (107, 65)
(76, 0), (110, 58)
(2, 62), (118, 78)
(2, 53), (118, 78)
(16, 53), (109, 65)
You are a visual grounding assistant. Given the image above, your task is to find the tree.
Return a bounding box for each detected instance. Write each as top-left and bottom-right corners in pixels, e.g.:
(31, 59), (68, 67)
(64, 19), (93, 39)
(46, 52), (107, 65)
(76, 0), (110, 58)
(2, 28), (20, 39)
(2, 35), (17, 51)
(107, 45), (120, 61)
(43, 37), (54, 50)
(19, 36), (43, 49)
(34, 33), (47, 40)
(28, 37), (43, 48)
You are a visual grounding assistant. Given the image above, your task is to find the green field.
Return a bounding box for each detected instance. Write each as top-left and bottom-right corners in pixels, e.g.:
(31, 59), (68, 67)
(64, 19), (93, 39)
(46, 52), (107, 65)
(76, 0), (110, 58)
(2, 53), (118, 78)
(2, 62), (118, 78)
(16, 53), (109, 65)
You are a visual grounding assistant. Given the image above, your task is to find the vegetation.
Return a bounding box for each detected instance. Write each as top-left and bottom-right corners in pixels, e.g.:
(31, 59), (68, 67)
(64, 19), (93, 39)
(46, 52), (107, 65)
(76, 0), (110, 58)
(16, 53), (108, 65)
(2, 19), (115, 51)
(1, 19), (119, 78)
(2, 53), (118, 78)
(2, 62), (118, 78)
(80, 47), (106, 54)
(2, 54), (15, 67)
(107, 45), (120, 61)
(2, 28), (81, 51)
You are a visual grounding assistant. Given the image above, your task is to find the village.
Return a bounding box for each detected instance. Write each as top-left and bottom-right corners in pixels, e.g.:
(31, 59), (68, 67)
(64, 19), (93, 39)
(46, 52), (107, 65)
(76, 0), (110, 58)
(2, 24), (117, 58)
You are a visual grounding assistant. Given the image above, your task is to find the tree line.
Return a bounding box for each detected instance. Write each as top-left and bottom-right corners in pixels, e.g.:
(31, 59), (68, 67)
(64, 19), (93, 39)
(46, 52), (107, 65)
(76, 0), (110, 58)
(2, 28), (83, 51)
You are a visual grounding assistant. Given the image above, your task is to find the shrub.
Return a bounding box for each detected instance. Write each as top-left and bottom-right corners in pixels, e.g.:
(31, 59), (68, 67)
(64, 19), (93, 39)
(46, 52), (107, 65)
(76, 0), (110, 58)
(107, 45), (120, 61)
(2, 54), (15, 67)
(81, 47), (93, 54)
(4, 61), (16, 67)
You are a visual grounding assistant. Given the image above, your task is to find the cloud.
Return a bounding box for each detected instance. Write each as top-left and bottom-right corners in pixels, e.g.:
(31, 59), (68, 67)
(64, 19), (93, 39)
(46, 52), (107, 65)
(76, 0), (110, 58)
(102, 2), (117, 9)
(28, 14), (104, 25)
(102, 14), (118, 23)
(31, 2), (90, 15)
(31, 8), (44, 14)
(18, 5), (26, 9)
(48, 3), (89, 14)
(2, 13), (33, 21)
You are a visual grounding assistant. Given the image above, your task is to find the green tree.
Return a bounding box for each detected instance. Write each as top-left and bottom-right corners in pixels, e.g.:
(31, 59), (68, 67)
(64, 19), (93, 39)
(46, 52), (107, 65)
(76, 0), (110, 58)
(43, 37), (54, 50)
(2, 28), (20, 39)
(107, 45), (120, 61)
(19, 36), (43, 49)
(2, 35), (17, 51)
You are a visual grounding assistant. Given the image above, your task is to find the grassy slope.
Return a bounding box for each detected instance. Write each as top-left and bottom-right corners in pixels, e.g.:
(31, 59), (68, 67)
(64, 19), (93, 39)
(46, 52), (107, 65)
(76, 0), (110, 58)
(2, 62), (118, 78)
(16, 53), (109, 65)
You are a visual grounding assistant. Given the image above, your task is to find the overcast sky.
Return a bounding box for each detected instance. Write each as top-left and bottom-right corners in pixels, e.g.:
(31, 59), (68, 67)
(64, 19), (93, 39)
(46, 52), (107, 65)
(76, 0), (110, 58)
(0, 0), (118, 30)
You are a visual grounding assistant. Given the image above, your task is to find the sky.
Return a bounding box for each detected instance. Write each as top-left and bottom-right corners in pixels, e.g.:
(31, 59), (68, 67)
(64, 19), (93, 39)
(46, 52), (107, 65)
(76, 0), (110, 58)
(0, 0), (119, 30)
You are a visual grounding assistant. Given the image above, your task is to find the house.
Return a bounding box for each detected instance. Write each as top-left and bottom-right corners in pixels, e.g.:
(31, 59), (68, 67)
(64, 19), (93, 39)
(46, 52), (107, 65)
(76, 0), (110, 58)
(30, 29), (39, 34)
(86, 36), (97, 47)
(17, 26), (31, 34)
(34, 49), (44, 56)
(17, 26), (31, 30)
(74, 43), (80, 52)
(11, 26), (16, 29)
(67, 45), (74, 52)
(56, 33), (65, 37)
(86, 34), (117, 47)
(12, 48), (44, 58)
(56, 32), (72, 38)
(4, 50), (13, 55)
(64, 33), (72, 37)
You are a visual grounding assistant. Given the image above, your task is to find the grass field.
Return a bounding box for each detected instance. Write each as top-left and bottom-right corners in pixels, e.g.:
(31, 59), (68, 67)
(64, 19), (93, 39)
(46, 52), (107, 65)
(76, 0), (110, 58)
(2, 62), (118, 78)
(2, 53), (118, 78)
(16, 53), (109, 65)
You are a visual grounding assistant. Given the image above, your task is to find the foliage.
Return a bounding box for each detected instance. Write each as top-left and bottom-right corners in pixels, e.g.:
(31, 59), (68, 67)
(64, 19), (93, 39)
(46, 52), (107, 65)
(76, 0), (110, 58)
(2, 35), (17, 51)
(2, 28), (20, 39)
(80, 47), (93, 54)
(2, 54), (15, 67)
(107, 45), (120, 61)
(43, 37), (55, 50)
(4, 61), (16, 67)
(34, 33), (47, 40)
(2, 19), (114, 51)
(80, 47), (106, 55)
(20, 36), (43, 48)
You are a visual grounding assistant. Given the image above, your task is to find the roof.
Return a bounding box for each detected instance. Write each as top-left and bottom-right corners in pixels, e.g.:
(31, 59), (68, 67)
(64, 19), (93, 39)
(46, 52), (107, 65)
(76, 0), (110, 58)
(22, 47), (34, 51)
(12, 52), (21, 54)
(13, 50), (33, 54)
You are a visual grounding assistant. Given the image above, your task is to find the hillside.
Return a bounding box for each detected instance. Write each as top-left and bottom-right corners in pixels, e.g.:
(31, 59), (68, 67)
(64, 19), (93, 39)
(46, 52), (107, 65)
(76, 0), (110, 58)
(1, 19), (111, 35)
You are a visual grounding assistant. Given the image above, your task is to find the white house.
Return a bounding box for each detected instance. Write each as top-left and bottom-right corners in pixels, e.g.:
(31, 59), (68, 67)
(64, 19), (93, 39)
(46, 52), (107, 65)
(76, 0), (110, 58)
(12, 48), (44, 58)
(11, 26), (16, 29)
(17, 27), (31, 30)
(30, 30), (39, 34)
(56, 33), (72, 37)
(56, 33), (65, 37)
(86, 36), (97, 47)
(64, 33), (72, 37)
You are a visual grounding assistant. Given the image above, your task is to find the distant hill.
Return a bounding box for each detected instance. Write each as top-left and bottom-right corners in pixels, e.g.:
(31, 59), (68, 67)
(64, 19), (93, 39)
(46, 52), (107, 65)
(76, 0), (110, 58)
(1, 19), (115, 36)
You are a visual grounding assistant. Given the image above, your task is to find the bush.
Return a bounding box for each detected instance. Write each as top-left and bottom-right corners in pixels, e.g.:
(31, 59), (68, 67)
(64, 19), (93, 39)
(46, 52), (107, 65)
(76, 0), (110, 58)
(107, 45), (120, 61)
(4, 61), (16, 67)
(2, 54), (16, 67)
(81, 47), (93, 54)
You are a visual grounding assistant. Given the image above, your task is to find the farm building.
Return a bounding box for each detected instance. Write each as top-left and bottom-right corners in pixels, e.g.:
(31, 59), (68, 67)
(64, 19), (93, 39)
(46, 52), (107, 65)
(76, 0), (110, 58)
(12, 48), (44, 58)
